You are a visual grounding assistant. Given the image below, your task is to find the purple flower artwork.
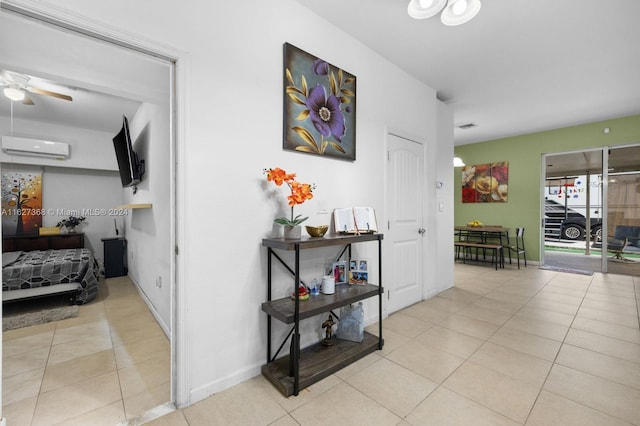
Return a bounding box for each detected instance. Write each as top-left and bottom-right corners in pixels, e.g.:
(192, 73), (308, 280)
(283, 43), (356, 160)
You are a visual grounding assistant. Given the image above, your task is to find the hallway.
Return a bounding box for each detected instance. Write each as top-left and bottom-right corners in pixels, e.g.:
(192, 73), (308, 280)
(148, 263), (640, 425)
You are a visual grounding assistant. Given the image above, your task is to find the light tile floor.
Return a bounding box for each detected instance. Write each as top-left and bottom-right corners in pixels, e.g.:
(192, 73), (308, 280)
(147, 263), (640, 426)
(2, 276), (171, 425)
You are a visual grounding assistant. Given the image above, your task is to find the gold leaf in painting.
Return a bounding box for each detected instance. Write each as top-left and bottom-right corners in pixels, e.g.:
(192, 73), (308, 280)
(292, 126), (319, 150)
(345, 77), (355, 84)
(301, 75), (308, 96)
(329, 72), (337, 96)
(286, 86), (304, 95)
(340, 96), (351, 104)
(341, 88), (355, 97)
(287, 93), (306, 105)
(285, 69), (294, 86)
(296, 110), (310, 121)
(296, 146), (320, 153)
(338, 69), (344, 85)
(327, 142), (346, 154)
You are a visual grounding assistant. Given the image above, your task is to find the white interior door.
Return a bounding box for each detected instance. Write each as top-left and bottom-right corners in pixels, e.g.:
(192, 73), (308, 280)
(386, 133), (424, 313)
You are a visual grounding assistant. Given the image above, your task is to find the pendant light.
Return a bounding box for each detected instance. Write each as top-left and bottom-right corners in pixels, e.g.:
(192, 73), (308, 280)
(453, 156), (466, 167)
(440, 0), (482, 26)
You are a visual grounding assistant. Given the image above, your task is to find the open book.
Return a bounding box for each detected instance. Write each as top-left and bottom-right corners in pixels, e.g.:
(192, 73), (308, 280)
(333, 207), (378, 234)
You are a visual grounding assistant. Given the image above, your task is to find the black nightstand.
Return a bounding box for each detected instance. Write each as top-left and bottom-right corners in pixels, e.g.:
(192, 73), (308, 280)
(102, 237), (127, 278)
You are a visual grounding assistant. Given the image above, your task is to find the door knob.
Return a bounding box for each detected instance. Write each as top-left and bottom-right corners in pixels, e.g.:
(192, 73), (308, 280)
(418, 228), (426, 235)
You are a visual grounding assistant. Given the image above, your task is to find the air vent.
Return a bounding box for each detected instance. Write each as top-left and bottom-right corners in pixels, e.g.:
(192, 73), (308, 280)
(458, 123), (477, 129)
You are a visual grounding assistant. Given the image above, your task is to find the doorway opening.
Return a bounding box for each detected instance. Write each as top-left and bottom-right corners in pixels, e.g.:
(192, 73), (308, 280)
(542, 145), (640, 275)
(0, 5), (178, 423)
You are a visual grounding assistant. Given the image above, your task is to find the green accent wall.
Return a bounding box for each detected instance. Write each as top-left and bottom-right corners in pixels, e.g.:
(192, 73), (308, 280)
(454, 114), (640, 262)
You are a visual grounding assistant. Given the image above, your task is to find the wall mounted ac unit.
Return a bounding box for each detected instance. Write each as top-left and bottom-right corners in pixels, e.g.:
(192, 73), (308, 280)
(1, 136), (70, 160)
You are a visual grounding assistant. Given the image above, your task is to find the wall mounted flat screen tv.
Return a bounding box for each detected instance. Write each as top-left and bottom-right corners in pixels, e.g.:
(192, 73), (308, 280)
(112, 115), (144, 187)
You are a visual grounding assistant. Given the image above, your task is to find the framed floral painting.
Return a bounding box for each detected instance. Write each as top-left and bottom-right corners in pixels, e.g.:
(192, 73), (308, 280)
(283, 43), (356, 161)
(461, 162), (509, 203)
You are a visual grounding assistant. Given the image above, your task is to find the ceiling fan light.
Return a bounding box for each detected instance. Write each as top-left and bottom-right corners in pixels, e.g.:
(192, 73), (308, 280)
(407, 0), (447, 19)
(441, 0), (481, 26)
(3, 87), (25, 101)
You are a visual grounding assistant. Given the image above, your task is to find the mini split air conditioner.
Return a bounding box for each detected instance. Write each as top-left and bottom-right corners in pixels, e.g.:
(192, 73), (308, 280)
(1, 136), (70, 160)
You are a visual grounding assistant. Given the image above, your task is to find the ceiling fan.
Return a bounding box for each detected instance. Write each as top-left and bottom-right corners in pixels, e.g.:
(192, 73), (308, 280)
(0, 69), (73, 105)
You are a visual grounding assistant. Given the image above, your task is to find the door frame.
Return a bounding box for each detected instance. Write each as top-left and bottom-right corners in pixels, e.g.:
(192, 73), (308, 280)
(0, 0), (189, 408)
(540, 148), (608, 273)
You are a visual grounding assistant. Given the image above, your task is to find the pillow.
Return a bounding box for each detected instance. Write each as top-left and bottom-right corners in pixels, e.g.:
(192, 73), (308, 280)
(2, 251), (23, 267)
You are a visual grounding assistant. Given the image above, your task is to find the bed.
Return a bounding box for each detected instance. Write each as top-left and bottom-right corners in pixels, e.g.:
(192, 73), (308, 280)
(2, 248), (99, 304)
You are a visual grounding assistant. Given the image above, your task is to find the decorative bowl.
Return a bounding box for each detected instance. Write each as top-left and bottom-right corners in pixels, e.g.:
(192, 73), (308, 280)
(305, 225), (329, 237)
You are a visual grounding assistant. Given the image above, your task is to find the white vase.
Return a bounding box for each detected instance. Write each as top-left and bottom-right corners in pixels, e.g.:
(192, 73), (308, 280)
(283, 225), (301, 240)
(60, 226), (76, 234)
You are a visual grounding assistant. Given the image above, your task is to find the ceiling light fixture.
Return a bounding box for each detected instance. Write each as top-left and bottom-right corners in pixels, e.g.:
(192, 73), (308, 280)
(408, 0), (481, 26)
(453, 156), (466, 167)
(407, 0), (447, 19)
(3, 87), (25, 101)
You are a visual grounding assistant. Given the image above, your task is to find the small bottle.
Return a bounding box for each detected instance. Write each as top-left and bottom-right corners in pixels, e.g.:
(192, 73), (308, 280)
(311, 279), (320, 296)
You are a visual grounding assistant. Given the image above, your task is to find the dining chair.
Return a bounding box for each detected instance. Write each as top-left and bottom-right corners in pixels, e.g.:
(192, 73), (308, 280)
(508, 227), (527, 269)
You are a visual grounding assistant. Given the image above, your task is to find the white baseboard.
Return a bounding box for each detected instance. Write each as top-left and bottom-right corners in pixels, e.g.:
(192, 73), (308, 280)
(189, 363), (262, 406)
(128, 275), (170, 338)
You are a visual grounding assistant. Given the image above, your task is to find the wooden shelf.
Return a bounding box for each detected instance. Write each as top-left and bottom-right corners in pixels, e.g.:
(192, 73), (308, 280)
(262, 232), (382, 250)
(262, 231), (384, 396)
(117, 203), (152, 209)
(262, 332), (383, 397)
(262, 284), (382, 324)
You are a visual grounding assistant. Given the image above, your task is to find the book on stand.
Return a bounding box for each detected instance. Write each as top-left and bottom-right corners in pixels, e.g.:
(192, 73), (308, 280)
(333, 207), (378, 234)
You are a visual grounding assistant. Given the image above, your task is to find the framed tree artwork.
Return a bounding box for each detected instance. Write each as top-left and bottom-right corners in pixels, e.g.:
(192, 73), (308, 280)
(283, 42), (356, 161)
(1, 170), (43, 235)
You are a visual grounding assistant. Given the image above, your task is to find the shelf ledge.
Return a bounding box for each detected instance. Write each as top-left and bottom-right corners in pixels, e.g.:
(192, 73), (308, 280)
(117, 203), (152, 209)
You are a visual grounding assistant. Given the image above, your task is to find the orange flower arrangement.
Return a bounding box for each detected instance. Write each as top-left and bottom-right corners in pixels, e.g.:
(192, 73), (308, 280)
(264, 167), (315, 226)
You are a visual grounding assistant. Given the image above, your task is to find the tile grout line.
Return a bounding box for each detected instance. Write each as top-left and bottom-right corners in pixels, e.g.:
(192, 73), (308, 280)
(28, 318), (58, 426)
(433, 269), (600, 425)
(103, 279), (132, 423)
(519, 273), (640, 426)
(519, 270), (595, 425)
(393, 269), (557, 425)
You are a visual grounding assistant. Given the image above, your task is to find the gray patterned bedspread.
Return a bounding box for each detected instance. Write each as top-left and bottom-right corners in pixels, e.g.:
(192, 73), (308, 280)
(2, 248), (99, 304)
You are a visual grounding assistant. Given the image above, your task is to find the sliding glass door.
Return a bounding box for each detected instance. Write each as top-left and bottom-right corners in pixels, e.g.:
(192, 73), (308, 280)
(542, 149), (604, 273)
(605, 145), (640, 275)
(542, 145), (640, 275)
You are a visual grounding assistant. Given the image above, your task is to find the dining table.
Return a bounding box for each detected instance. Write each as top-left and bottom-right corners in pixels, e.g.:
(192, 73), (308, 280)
(454, 225), (510, 244)
(454, 225), (511, 268)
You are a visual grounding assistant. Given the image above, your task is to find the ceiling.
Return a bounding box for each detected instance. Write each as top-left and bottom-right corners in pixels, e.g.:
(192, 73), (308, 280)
(296, 0), (640, 145)
(0, 70), (140, 134)
(2, 1), (640, 147)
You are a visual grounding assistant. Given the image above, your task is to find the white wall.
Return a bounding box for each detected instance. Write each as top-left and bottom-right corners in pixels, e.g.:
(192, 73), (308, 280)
(0, 116), (118, 170)
(434, 101), (455, 293)
(122, 102), (172, 333)
(3, 0), (454, 407)
(40, 166), (122, 261)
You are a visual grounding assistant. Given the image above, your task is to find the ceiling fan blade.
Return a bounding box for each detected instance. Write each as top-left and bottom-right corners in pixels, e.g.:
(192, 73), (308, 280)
(22, 94), (35, 105)
(28, 87), (73, 102)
